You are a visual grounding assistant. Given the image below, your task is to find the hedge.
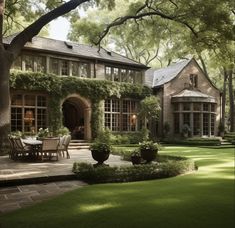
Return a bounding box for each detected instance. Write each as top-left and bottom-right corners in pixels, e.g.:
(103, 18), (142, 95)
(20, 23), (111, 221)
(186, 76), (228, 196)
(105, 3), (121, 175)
(72, 157), (196, 184)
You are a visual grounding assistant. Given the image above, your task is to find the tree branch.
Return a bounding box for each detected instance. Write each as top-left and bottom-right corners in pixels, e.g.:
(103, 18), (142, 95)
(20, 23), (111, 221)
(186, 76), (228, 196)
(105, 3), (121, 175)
(7, 0), (89, 59)
(95, 8), (198, 47)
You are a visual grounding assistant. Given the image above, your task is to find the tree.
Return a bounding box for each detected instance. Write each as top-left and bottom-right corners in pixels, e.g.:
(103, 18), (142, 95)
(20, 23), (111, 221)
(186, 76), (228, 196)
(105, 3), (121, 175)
(0, 0), (116, 153)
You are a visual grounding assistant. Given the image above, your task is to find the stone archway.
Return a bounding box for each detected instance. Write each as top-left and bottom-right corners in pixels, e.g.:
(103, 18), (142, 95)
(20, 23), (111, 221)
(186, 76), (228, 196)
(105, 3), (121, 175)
(62, 94), (91, 140)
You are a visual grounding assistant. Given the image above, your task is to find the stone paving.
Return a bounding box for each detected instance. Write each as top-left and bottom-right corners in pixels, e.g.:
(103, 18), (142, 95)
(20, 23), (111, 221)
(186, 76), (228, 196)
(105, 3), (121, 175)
(0, 149), (130, 182)
(0, 149), (130, 213)
(0, 180), (87, 213)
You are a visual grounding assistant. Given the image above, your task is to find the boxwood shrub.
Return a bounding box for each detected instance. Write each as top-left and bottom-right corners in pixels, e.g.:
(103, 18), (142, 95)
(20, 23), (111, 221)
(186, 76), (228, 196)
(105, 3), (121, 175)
(162, 137), (221, 146)
(72, 157), (196, 184)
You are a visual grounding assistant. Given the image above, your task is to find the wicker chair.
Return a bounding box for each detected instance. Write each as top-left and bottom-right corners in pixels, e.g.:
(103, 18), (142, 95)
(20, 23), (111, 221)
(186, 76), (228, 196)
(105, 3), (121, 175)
(40, 138), (60, 161)
(58, 135), (71, 159)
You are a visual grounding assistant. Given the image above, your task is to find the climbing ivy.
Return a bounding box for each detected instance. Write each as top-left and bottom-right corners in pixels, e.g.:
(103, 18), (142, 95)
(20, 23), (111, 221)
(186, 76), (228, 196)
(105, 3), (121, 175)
(10, 70), (152, 137)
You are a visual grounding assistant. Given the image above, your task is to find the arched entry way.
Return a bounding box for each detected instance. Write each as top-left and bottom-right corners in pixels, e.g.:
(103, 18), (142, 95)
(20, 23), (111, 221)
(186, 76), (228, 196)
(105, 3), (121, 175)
(62, 95), (91, 140)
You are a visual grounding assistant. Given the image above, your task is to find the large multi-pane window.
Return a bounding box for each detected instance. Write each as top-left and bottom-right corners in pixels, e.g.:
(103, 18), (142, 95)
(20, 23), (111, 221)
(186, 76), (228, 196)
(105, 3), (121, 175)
(104, 99), (138, 132)
(173, 102), (216, 136)
(71, 61), (90, 78)
(11, 94), (47, 133)
(105, 66), (142, 84)
(19, 54), (46, 72)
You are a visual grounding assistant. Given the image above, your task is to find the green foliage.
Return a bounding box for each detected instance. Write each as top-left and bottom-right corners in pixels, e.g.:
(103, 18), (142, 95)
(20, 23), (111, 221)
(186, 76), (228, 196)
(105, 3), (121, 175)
(163, 137), (221, 146)
(55, 127), (70, 136)
(72, 157), (196, 183)
(139, 95), (161, 120)
(139, 141), (159, 151)
(37, 128), (50, 138)
(10, 71), (151, 137)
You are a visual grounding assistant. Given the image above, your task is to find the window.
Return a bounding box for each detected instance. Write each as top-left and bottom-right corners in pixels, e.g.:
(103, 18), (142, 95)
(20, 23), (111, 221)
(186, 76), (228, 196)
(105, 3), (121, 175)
(72, 61), (79, 76)
(211, 104), (215, 112)
(127, 70), (135, 83)
(193, 113), (201, 135)
(11, 94), (47, 133)
(203, 103), (209, 111)
(135, 71), (142, 84)
(104, 99), (138, 132)
(173, 103), (179, 111)
(120, 69), (128, 82)
(183, 103), (191, 111)
(80, 63), (90, 78)
(193, 103), (201, 111)
(61, 60), (69, 75)
(50, 58), (59, 75)
(190, 74), (198, 88)
(183, 113), (190, 126)
(174, 113), (180, 134)
(105, 66), (112, 80)
(211, 114), (215, 135)
(203, 113), (209, 135)
(113, 68), (119, 81)
(24, 55), (34, 71)
(34, 56), (46, 72)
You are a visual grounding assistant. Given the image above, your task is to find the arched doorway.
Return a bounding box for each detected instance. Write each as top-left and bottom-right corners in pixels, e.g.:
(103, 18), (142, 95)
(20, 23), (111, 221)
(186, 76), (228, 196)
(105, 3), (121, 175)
(62, 96), (91, 140)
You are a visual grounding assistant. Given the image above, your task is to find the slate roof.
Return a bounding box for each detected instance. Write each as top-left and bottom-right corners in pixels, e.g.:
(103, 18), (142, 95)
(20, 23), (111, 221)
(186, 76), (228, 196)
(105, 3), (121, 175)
(145, 59), (192, 87)
(172, 89), (215, 99)
(3, 35), (147, 69)
(172, 89), (216, 103)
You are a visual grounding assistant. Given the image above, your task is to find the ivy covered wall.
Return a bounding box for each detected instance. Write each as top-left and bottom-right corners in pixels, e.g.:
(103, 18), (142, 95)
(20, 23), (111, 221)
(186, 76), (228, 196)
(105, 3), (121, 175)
(10, 71), (152, 138)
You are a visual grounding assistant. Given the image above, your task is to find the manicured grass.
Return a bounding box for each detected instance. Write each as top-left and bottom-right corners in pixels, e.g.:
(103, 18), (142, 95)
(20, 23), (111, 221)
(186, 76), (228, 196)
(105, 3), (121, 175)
(0, 145), (234, 228)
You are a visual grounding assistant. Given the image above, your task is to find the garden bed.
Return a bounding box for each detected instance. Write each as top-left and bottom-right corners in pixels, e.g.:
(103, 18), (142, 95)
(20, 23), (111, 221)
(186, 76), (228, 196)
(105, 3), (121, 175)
(72, 155), (196, 184)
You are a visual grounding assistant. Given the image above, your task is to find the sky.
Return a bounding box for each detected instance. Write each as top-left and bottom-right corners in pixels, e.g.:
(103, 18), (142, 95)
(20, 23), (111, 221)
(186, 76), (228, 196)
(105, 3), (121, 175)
(49, 18), (70, 41)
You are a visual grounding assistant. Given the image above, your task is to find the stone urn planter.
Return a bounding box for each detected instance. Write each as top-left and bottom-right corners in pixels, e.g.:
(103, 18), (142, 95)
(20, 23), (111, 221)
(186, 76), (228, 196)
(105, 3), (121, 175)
(90, 142), (111, 167)
(131, 151), (141, 165)
(139, 141), (158, 163)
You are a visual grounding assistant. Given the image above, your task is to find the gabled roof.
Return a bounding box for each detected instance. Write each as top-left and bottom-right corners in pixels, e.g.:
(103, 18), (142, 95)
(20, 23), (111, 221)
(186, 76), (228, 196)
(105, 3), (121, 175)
(145, 59), (192, 87)
(3, 35), (147, 69)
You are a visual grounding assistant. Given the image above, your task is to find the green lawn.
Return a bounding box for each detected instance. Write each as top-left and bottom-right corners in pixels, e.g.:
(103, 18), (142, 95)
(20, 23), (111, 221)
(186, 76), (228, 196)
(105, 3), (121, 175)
(0, 145), (234, 228)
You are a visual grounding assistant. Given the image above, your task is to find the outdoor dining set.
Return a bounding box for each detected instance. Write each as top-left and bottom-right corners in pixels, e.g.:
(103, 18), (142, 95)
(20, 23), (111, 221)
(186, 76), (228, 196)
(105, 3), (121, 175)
(8, 135), (71, 162)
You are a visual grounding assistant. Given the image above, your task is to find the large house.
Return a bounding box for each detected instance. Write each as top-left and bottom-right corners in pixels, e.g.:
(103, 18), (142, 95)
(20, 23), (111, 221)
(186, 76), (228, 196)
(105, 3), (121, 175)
(4, 35), (221, 139)
(145, 59), (221, 137)
(4, 35), (148, 140)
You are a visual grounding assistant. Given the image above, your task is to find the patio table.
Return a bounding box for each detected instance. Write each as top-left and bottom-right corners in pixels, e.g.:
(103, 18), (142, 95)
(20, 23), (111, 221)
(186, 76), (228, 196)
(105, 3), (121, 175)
(22, 139), (42, 159)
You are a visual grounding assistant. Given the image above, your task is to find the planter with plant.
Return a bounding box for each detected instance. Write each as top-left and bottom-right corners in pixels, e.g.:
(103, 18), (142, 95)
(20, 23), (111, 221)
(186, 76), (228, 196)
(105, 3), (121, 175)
(90, 141), (112, 167)
(131, 150), (142, 165)
(139, 141), (158, 163)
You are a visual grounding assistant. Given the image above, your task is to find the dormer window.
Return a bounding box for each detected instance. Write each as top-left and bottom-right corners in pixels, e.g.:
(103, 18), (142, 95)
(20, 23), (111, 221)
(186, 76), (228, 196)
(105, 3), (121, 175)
(190, 74), (198, 88)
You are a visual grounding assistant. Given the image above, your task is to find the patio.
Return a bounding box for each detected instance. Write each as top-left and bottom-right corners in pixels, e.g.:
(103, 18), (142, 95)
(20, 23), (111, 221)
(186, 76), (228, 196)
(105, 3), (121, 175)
(0, 148), (130, 186)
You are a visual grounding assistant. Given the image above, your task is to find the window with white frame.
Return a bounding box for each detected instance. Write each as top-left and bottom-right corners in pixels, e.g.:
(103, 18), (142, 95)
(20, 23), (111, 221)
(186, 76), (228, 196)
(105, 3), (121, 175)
(104, 99), (138, 132)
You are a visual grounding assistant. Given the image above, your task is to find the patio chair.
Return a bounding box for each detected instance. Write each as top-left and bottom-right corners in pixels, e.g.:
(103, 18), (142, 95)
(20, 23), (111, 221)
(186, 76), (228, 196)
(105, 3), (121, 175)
(9, 137), (31, 159)
(40, 138), (60, 161)
(58, 135), (71, 159)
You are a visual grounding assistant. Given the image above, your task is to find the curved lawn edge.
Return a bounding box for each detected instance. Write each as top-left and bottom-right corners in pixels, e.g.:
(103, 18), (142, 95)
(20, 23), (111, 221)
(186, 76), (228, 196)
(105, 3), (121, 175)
(72, 155), (197, 184)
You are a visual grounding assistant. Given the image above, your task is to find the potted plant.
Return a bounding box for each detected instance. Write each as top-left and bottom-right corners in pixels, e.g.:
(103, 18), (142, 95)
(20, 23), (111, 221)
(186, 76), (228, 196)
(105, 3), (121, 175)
(139, 141), (158, 163)
(90, 141), (111, 167)
(182, 124), (191, 138)
(37, 128), (50, 140)
(131, 150), (141, 165)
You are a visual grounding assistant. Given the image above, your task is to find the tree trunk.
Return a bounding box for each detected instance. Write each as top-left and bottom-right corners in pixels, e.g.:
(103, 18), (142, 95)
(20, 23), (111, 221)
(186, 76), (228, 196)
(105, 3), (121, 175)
(0, 45), (12, 154)
(228, 69), (235, 132)
(221, 68), (228, 130)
